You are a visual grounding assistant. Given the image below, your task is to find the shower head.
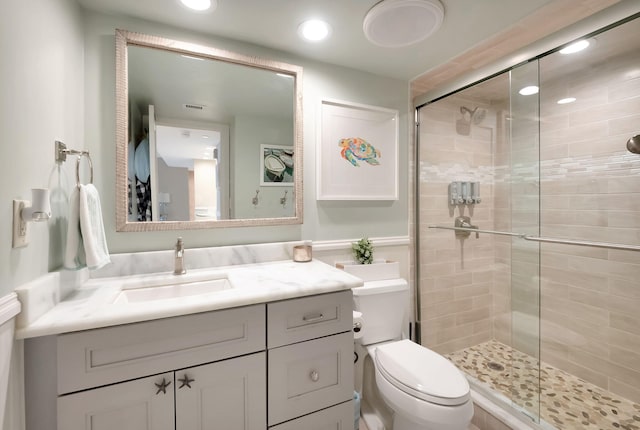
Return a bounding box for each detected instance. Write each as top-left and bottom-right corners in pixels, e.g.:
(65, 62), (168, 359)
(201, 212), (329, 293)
(627, 135), (640, 154)
(473, 108), (486, 124)
(460, 106), (486, 125)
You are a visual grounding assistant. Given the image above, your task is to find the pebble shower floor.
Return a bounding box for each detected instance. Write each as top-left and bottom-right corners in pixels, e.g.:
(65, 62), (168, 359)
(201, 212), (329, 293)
(446, 340), (640, 430)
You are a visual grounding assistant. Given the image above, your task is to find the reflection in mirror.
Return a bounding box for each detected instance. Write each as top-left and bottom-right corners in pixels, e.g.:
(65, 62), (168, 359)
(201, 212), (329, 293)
(116, 29), (303, 231)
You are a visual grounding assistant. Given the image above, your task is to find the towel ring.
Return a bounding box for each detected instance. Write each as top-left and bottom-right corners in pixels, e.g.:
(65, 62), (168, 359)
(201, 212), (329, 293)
(76, 153), (94, 188)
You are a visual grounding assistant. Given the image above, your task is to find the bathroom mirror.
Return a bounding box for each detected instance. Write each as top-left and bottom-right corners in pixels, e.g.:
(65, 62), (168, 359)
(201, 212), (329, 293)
(115, 29), (303, 231)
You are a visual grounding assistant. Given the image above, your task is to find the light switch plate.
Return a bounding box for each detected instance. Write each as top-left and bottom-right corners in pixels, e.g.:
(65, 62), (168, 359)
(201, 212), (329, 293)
(12, 200), (29, 248)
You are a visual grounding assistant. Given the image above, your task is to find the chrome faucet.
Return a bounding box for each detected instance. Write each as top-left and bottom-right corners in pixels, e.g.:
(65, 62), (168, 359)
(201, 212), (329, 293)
(174, 237), (186, 275)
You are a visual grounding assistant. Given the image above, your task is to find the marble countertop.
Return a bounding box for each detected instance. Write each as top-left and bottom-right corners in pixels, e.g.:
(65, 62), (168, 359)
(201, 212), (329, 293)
(15, 259), (363, 339)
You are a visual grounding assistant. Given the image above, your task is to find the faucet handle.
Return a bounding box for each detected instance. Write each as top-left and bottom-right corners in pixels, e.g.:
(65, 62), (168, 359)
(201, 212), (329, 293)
(454, 216), (479, 239)
(461, 221), (479, 238)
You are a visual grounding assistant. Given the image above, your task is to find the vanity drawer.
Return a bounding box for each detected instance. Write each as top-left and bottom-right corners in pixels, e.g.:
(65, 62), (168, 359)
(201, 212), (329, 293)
(267, 331), (353, 425)
(57, 304), (265, 394)
(269, 400), (353, 430)
(267, 290), (352, 348)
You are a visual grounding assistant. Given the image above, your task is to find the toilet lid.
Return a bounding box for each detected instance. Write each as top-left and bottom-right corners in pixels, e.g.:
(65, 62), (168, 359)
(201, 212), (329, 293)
(375, 339), (470, 406)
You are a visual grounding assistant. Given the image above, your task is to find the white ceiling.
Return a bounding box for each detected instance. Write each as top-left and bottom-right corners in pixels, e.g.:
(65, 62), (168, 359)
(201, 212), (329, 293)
(156, 125), (221, 169)
(77, 0), (556, 81)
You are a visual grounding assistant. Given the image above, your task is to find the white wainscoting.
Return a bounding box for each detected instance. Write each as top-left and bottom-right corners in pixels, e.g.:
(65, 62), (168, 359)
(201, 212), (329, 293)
(0, 292), (22, 430)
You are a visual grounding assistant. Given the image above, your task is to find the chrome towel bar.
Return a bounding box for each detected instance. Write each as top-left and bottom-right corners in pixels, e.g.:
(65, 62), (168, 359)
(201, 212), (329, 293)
(428, 225), (640, 252)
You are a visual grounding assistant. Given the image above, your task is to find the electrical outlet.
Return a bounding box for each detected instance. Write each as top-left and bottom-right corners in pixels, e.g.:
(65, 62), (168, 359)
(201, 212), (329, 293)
(12, 199), (29, 248)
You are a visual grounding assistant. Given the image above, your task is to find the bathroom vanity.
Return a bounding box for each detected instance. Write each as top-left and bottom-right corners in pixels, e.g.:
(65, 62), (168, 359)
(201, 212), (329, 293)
(16, 254), (360, 430)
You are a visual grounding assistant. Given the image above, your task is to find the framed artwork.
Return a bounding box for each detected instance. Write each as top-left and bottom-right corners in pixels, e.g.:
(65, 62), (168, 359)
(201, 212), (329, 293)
(260, 144), (294, 186)
(317, 99), (399, 200)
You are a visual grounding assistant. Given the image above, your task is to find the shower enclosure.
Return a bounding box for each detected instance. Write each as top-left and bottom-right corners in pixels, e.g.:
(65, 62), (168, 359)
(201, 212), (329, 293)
(415, 14), (640, 430)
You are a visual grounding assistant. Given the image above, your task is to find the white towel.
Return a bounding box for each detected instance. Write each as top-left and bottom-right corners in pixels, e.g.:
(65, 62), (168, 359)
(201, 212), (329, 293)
(64, 187), (84, 270)
(64, 184), (110, 270)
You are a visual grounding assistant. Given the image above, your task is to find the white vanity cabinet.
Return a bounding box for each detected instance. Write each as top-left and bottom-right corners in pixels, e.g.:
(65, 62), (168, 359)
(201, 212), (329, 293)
(267, 290), (354, 428)
(26, 304), (266, 430)
(24, 290), (355, 430)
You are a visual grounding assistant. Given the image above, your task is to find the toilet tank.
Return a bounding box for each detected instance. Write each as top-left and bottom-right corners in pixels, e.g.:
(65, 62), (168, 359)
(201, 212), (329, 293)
(352, 279), (409, 345)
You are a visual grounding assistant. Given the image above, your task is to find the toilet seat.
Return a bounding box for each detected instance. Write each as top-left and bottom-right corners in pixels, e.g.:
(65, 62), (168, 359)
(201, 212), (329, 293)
(374, 339), (470, 406)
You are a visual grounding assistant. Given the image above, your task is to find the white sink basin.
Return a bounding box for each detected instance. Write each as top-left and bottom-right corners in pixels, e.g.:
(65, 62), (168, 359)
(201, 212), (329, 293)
(112, 272), (233, 304)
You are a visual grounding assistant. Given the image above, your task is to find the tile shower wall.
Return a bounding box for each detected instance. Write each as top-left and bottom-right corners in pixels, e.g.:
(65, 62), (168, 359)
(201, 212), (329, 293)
(418, 94), (502, 354)
(538, 30), (640, 403)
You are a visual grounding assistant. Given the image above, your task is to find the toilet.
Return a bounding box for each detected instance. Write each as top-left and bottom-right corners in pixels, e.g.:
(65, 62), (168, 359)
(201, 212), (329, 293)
(353, 278), (473, 430)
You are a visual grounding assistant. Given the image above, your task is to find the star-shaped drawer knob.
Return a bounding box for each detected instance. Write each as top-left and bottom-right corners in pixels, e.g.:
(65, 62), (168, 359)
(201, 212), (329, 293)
(155, 378), (172, 395)
(178, 374), (195, 389)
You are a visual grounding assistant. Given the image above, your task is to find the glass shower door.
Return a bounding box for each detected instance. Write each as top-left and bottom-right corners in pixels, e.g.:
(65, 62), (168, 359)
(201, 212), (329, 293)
(508, 60), (541, 422)
(415, 62), (543, 424)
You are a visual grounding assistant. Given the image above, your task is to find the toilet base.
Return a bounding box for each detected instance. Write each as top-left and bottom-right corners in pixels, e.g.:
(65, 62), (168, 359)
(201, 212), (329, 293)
(361, 352), (393, 430)
(393, 414), (422, 430)
(393, 412), (470, 430)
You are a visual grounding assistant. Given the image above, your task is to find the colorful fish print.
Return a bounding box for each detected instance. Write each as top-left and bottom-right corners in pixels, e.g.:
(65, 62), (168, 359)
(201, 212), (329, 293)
(338, 137), (381, 167)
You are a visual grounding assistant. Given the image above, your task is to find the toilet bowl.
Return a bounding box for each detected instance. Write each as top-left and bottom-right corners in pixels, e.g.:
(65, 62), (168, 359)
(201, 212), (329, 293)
(351, 274), (473, 430)
(369, 340), (473, 430)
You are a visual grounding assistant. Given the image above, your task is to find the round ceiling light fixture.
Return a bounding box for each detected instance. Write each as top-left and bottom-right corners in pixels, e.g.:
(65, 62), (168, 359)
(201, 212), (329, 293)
(179, 0), (216, 12)
(363, 0), (445, 48)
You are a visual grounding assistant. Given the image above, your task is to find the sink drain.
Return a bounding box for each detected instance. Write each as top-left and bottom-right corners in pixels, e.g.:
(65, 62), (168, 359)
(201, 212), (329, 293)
(487, 361), (505, 371)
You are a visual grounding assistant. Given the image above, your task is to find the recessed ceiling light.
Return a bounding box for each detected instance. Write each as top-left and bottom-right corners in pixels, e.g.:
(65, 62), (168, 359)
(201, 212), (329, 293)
(557, 97), (576, 104)
(179, 0), (215, 12)
(519, 85), (539, 96)
(202, 135), (209, 139)
(298, 19), (331, 42)
(559, 39), (590, 55)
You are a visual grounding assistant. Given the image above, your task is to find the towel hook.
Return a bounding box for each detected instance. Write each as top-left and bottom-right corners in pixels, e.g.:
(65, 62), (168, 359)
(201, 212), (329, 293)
(55, 141), (94, 188)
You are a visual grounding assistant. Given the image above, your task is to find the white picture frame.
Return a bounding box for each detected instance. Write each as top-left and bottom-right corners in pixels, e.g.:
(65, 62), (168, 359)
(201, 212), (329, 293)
(260, 144), (294, 187)
(317, 99), (399, 200)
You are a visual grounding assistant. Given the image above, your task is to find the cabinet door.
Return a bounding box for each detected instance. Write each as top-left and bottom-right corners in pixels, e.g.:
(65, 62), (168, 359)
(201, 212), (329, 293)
(176, 352), (266, 430)
(57, 372), (174, 430)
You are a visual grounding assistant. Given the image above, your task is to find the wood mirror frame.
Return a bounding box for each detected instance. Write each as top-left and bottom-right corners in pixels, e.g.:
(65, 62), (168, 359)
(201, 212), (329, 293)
(115, 29), (303, 231)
